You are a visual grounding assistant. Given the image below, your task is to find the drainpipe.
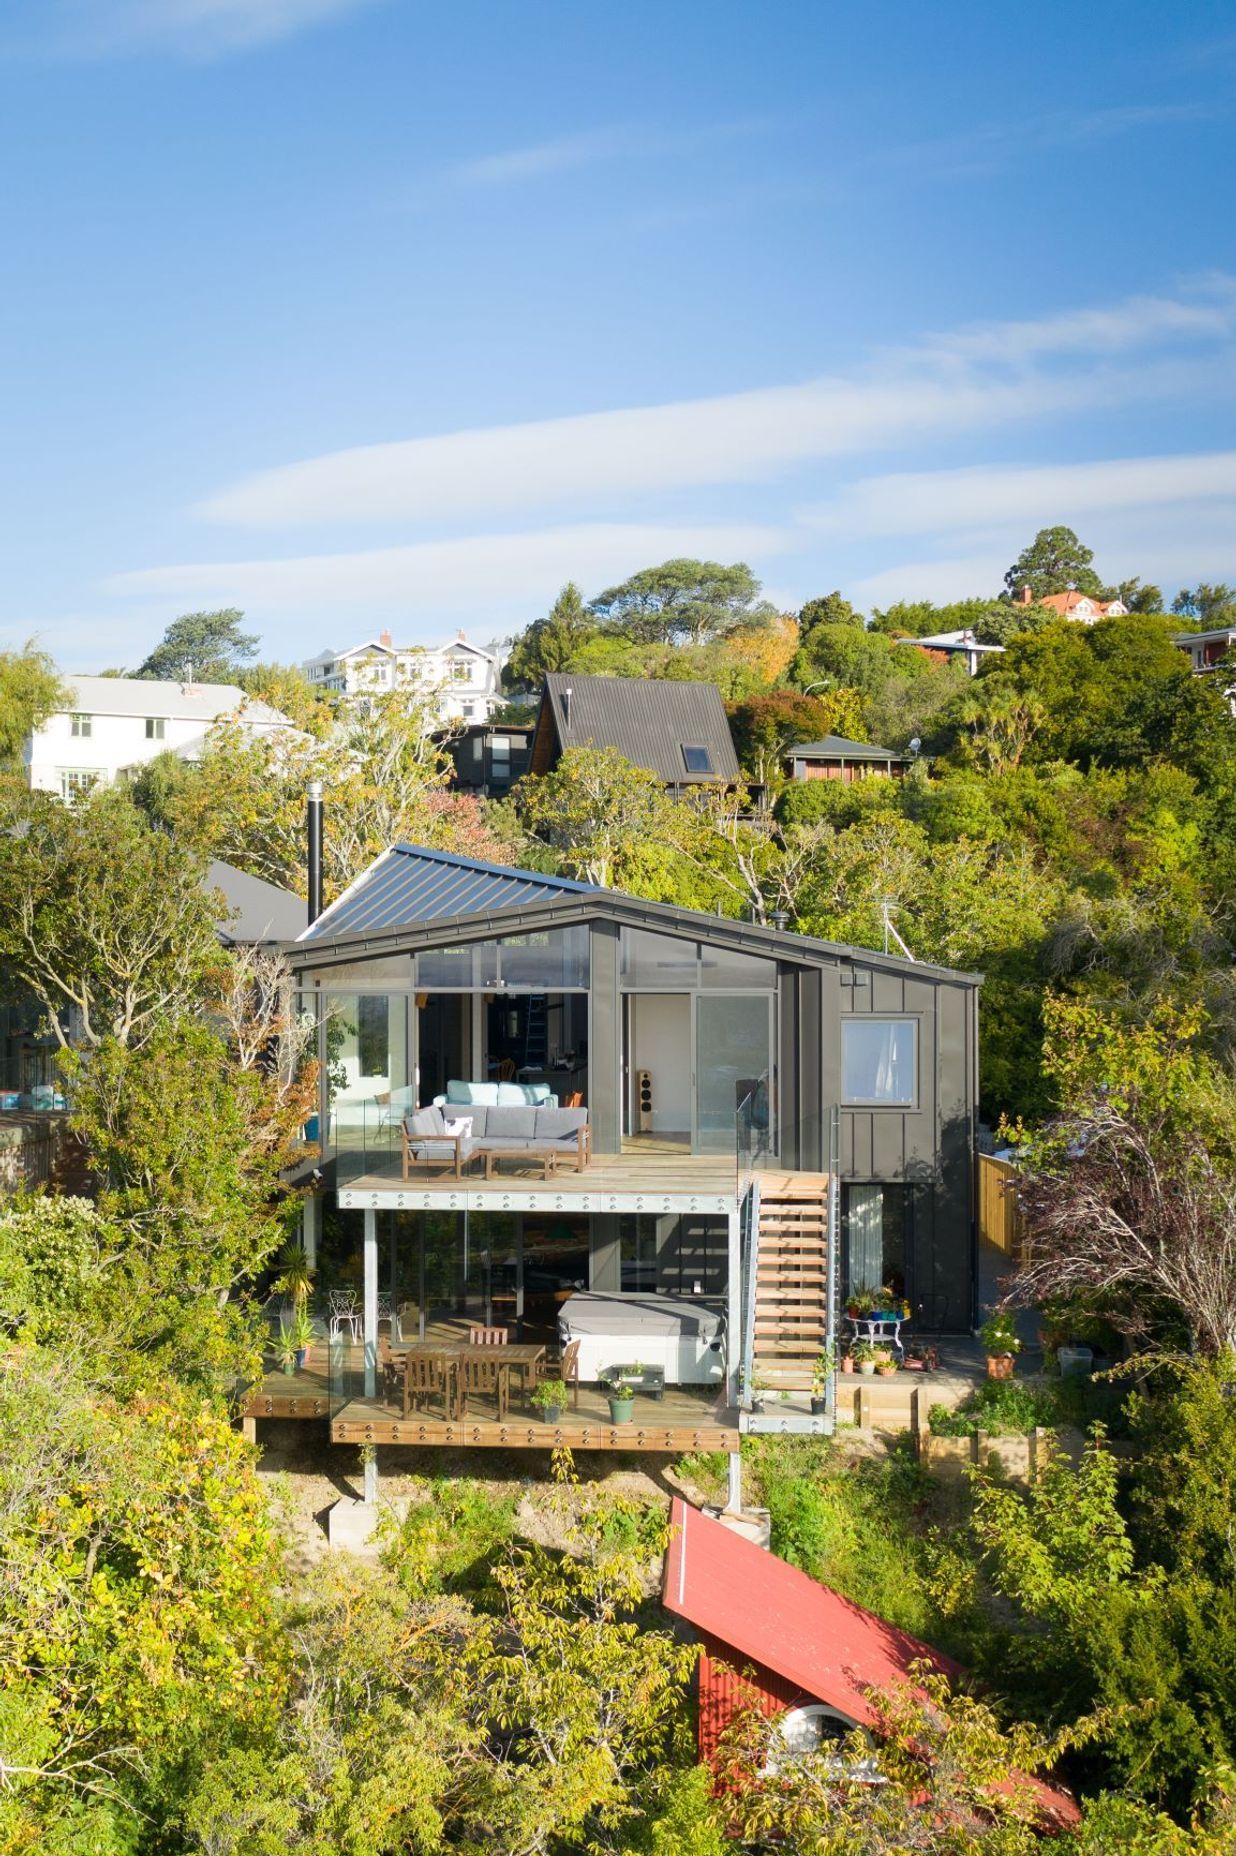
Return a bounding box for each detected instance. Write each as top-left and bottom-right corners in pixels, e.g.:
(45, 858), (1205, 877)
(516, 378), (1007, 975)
(306, 781), (323, 924)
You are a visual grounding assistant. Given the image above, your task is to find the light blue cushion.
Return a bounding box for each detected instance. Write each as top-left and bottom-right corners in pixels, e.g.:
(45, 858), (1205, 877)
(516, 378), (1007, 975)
(525, 1083), (553, 1104)
(446, 1080), (499, 1106)
(496, 1081), (527, 1105)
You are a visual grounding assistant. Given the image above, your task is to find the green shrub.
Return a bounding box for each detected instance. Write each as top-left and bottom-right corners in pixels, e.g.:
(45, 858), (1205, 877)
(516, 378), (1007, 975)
(930, 1379), (1062, 1437)
(384, 1476), (517, 1594)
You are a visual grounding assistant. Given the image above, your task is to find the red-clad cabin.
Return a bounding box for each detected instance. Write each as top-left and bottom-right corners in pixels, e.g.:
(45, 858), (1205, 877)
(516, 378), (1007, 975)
(662, 1497), (960, 1760)
(662, 1498), (1080, 1833)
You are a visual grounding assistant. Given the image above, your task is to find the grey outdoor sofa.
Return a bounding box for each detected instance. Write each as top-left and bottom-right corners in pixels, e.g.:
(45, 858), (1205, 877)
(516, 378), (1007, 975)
(401, 1104), (591, 1179)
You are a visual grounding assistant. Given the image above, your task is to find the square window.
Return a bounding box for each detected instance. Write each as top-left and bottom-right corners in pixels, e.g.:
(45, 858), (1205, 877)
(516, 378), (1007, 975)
(842, 1018), (916, 1106)
(59, 769), (101, 801)
(451, 660), (471, 682)
(681, 745), (714, 774)
(70, 714), (92, 738)
(145, 717), (165, 740)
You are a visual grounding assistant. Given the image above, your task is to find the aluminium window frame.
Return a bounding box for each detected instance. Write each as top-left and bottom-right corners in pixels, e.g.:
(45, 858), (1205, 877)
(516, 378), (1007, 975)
(840, 1014), (920, 1110)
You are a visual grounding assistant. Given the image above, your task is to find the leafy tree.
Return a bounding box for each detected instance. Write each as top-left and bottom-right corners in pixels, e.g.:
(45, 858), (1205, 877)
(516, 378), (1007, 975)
(235, 660), (339, 735)
(1010, 1001), (1236, 1355)
(869, 597), (1001, 638)
(589, 558), (776, 646)
(1114, 576), (1165, 614)
(1172, 583), (1236, 623)
(134, 690), (526, 901)
(0, 642), (65, 767)
(136, 607), (259, 682)
(515, 745), (694, 893)
(502, 581), (598, 691)
(1002, 526), (1107, 601)
(0, 785), (220, 1049)
(727, 689), (856, 785)
(797, 590), (864, 633)
(0, 1350), (285, 1843)
(972, 600), (1057, 645)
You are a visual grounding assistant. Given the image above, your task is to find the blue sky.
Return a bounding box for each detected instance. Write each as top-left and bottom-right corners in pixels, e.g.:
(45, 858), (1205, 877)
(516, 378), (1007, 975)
(2, 0), (1235, 671)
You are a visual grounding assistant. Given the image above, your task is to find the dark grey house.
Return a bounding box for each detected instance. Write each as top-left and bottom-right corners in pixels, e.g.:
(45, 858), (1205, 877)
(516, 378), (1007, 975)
(528, 673), (741, 789)
(281, 843), (980, 1473)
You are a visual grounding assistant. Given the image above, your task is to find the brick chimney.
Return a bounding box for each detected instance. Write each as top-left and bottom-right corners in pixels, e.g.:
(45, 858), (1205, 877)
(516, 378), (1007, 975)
(379, 628), (393, 648)
(1018, 584), (1032, 606)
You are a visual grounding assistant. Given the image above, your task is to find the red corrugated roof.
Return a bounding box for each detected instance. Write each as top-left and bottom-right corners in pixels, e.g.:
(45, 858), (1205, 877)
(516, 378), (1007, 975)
(662, 1499), (960, 1726)
(663, 1500), (1080, 1832)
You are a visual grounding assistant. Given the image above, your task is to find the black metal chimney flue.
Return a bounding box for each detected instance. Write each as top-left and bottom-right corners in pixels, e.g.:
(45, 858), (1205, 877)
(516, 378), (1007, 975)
(306, 781), (323, 924)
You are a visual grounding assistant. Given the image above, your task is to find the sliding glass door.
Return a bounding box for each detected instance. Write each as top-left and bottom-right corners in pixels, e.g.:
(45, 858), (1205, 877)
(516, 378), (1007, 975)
(692, 993), (774, 1155)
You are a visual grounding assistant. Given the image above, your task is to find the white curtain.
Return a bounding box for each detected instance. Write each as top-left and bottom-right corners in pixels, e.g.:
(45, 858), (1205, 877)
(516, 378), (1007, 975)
(847, 1185), (884, 1291)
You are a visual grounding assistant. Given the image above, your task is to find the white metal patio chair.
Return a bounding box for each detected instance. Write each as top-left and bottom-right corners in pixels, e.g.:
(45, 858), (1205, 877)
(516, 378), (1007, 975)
(328, 1290), (361, 1342)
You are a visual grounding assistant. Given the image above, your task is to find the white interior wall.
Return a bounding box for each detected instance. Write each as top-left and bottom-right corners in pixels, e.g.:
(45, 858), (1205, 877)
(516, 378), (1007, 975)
(629, 994), (691, 1135)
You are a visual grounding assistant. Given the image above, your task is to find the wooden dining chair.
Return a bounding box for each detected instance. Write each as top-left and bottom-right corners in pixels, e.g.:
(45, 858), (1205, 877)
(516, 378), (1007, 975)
(377, 1334), (403, 1409)
(403, 1352), (455, 1420)
(459, 1352), (508, 1420)
(539, 1338), (581, 1410)
(468, 1325), (509, 1346)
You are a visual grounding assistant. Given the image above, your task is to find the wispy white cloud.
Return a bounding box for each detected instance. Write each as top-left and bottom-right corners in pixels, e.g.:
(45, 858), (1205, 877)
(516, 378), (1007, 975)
(7, 0), (380, 60)
(802, 450), (1236, 540)
(103, 521), (794, 630)
(196, 277), (1236, 531)
(873, 100), (1209, 187)
(447, 128), (644, 189)
(434, 115), (774, 194)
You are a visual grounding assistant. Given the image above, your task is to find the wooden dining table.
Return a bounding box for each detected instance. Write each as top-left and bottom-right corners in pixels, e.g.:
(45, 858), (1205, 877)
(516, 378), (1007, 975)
(394, 1340), (547, 1421)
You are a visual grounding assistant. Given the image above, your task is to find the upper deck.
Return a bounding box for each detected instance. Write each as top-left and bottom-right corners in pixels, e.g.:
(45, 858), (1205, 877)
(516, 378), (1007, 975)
(335, 1142), (827, 1216)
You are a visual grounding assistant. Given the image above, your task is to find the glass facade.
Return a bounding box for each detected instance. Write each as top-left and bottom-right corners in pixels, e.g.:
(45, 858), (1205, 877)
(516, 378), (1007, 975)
(621, 927), (775, 989)
(415, 927), (589, 991)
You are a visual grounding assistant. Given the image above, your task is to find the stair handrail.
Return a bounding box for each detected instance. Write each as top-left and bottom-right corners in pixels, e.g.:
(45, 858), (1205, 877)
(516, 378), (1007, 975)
(738, 1173), (761, 1408)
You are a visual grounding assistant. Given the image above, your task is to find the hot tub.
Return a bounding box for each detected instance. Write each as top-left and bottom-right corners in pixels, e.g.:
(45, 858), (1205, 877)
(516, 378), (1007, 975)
(557, 1292), (725, 1386)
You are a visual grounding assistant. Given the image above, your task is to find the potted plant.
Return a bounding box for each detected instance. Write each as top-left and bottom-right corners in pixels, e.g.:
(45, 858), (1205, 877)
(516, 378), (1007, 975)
(979, 1310), (1022, 1381)
(847, 1284), (878, 1319)
(606, 1374), (638, 1424)
(275, 1242), (314, 1318)
(810, 1348), (834, 1414)
(277, 1308), (315, 1373)
(873, 1346), (897, 1377)
(840, 1350), (855, 1375)
(851, 1341), (877, 1377)
(530, 1379), (568, 1424)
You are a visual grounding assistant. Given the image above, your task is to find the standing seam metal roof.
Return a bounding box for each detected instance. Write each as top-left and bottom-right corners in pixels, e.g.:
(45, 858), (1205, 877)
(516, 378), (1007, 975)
(298, 843), (602, 941)
(541, 673), (740, 783)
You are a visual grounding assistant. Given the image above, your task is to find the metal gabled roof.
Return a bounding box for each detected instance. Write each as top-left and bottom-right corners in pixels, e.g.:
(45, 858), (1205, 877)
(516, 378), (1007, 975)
(788, 735), (902, 761)
(291, 851), (982, 987)
(297, 842), (602, 941)
(538, 673), (741, 784)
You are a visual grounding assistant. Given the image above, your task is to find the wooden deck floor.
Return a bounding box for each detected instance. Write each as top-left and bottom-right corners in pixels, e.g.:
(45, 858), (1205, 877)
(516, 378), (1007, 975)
(332, 1380), (739, 1453)
(337, 1141), (827, 1213)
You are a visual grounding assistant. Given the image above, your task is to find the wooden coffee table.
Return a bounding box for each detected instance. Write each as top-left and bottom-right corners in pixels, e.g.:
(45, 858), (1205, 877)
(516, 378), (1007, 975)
(482, 1145), (563, 1179)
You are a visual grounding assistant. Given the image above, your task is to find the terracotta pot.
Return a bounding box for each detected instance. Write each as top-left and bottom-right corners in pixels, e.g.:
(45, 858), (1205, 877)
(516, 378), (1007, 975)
(840, 1355), (855, 1374)
(986, 1353), (1015, 1381)
(876, 1363), (896, 1376)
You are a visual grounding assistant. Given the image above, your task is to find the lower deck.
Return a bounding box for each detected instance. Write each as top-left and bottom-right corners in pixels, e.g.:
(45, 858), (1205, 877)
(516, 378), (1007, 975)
(332, 1382), (739, 1452)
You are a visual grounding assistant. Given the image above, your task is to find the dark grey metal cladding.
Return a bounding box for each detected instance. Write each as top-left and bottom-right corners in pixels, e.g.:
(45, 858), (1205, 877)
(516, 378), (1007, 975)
(836, 961), (975, 1331)
(299, 844), (602, 942)
(539, 672), (741, 784)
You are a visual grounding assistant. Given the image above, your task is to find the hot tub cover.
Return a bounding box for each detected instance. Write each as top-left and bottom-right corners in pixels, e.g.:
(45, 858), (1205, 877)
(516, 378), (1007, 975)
(558, 1292), (722, 1341)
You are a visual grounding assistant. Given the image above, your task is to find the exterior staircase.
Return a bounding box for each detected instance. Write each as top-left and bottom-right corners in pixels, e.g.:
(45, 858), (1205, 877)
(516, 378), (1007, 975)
(750, 1175), (831, 1392)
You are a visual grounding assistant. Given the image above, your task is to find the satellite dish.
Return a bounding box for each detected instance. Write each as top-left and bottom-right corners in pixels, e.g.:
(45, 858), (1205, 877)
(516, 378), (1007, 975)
(909, 737), (922, 756)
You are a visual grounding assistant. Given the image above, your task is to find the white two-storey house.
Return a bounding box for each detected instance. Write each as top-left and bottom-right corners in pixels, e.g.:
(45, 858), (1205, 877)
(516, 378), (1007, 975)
(301, 631), (501, 726)
(25, 676), (294, 800)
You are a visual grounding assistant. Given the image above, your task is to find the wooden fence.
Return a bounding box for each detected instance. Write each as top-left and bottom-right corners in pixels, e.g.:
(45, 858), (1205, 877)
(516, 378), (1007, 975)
(978, 1154), (1024, 1261)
